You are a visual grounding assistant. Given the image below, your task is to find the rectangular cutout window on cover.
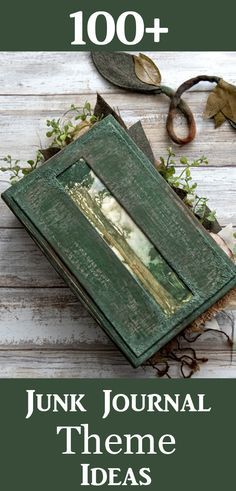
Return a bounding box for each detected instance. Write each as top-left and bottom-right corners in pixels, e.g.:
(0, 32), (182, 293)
(59, 158), (192, 316)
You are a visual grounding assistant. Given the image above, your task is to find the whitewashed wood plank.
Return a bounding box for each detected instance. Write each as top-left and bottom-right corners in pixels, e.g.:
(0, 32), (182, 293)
(0, 93), (235, 166)
(1, 167), (235, 229)
(0, 52), (235, 95)
(0, 287), (108, 347)
(0, 287), (234, 350)
(0, 349), (234, 378)
(185, 168), (236, 226)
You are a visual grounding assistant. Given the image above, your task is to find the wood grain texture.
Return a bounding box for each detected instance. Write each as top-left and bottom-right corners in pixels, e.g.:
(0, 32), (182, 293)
(0, 287), (234, 350)
(0, 93), (235, 166)
(0, 52), (235, 95)
(0, 350), (235, 378)
(0, 51), (235, 377)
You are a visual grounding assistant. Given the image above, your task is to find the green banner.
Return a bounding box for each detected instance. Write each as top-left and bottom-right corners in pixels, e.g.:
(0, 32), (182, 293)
(0, 379), (234, 489)
(0, 0), (235, 51)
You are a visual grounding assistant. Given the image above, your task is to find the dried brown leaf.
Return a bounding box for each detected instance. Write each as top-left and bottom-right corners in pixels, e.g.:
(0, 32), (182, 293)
(94, 93), (127, 129)
(40, 147), (60, 162)
(214, 111), (226, 128)
(134, 53), (161, 86)
(128, 121), (155, 164)
(204, 78), (236, 127)
(229, 120), (236, 129)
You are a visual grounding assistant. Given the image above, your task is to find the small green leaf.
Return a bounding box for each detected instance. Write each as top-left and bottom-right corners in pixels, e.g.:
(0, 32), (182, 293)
(84, 101), (91, 112)
(186, 168), (191, 177)
(9, 176), (18, 184)
(168, 147), (175, 156)
(207, 210), (217, 222)
(22, 168), (31, 175)
(166, 167), (175, 179)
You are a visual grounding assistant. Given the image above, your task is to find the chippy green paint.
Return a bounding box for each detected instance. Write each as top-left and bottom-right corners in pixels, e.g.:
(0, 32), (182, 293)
(2, 116), (236, 366)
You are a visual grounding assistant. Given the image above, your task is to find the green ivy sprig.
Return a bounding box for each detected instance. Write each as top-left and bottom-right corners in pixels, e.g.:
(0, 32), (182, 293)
(46, 102), (99, 148)
(157, 148), (216, 224)
(0, 151), (44, 184)
(0, 102), (99, 182)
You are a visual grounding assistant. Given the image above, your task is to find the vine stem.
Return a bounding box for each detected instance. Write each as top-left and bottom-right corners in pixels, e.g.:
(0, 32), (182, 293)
(163, 75), (221, 145)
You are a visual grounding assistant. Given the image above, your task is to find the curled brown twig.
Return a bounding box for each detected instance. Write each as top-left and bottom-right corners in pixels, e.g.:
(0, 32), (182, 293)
(166, 75), (221, 145)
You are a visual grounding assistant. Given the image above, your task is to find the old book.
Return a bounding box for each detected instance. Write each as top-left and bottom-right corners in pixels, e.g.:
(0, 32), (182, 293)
(2, 116), (236, 366)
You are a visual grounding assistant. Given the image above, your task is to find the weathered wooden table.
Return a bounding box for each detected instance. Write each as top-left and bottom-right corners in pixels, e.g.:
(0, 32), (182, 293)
(0, 52), (235, 377)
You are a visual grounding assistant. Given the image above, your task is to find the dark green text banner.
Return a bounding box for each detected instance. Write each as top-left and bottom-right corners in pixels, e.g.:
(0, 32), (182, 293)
(0, 0), (235, 50)
(0, 379), (234, 489)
